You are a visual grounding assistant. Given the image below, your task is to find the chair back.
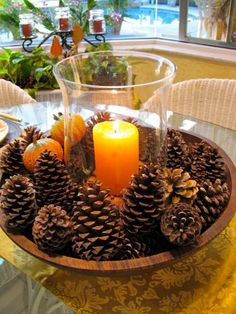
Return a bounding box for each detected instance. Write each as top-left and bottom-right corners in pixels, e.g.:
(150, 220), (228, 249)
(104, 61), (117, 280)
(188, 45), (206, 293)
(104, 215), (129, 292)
(167, 79), (236, 130)
(0, 79), (36, 107)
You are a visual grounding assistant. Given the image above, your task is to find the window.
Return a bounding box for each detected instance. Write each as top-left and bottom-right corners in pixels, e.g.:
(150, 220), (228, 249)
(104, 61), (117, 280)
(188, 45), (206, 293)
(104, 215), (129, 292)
(0, 0), (235, 49)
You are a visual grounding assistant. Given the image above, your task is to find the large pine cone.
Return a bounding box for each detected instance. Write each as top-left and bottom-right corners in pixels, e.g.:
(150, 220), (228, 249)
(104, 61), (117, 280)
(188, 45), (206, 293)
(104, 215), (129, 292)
(0, 139), (25, 177)
(122, 163), (166, 234)
(194, 179), (230, 230)
(34, 151), (71, 209)
(190, 141), (226, 183)
(63, 181), (79, 215)
(71, 181), (123, 261)
(0, 174), (37, 232)
(163, 168), (198, 205)
(166, 129), (190, 170)
(161, 202), (202, 246)
(32, 204), (72, 253)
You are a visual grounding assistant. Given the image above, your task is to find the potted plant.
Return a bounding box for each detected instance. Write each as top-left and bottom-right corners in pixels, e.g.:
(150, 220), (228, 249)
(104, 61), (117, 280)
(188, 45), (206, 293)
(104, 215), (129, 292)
(0, 47), (59, 98)
(101, 0), (129, 35)
(82, 43), (130, 86)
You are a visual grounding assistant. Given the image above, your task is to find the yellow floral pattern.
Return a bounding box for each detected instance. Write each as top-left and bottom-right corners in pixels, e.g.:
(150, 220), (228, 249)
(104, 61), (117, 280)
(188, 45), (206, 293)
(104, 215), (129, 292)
(1, 214), (236, 314)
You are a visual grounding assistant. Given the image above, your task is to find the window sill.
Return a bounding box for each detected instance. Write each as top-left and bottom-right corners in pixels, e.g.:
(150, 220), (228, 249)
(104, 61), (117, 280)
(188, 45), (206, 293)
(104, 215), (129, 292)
(2, 38), (236, 64)
(94, 38), (236, 64)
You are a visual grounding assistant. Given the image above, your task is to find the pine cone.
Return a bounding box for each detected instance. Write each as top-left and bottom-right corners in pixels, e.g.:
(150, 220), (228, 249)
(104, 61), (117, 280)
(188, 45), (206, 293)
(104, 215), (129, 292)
(161, 202), (202, 246)
(122, 163), (166, 234)
(125, 118), (159, 163)
(34, 151), (71, 209)
(71, 181), (123, 261)
(163, 168), (198, 205)
(190, 141), (226, 183)
(194, 179), (230, 230)
(117, 232), (164, 260)
(0, 174), (37, 232)
(66, 142), (91, 184)
(0, 139), (25, 177)
(63, 181), (79, 215)
(32, 204), (72, 253)
(20, 126), (47, 148)
(81, 112), (111, 168)
(167, 129), (190, 170)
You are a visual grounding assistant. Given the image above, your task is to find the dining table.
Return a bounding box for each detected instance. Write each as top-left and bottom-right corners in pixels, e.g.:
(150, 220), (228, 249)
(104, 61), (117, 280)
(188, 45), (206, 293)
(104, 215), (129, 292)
(0, 100), (236, 314)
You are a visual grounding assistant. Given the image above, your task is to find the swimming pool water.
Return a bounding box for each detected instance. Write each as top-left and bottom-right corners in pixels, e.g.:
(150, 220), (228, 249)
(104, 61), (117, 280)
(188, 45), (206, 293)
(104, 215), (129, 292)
(125, 8), (196, 24)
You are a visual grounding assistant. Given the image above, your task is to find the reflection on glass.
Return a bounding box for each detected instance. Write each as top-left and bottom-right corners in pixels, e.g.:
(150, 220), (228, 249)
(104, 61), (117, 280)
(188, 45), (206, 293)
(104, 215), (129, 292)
(188, 0), (232, 41)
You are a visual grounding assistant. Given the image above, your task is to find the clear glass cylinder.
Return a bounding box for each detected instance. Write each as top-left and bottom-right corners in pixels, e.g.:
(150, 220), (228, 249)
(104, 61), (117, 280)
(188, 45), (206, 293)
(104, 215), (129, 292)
(53, 50), (176, 195)
(55, 7), (71, 31)
(89, 9), (106, 34)
(19, 13), (34, 38)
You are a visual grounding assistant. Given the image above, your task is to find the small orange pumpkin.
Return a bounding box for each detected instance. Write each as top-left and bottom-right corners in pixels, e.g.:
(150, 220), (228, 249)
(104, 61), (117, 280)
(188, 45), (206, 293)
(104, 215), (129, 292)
(51, 113), (86, 146)
(23, 137), (63, 172)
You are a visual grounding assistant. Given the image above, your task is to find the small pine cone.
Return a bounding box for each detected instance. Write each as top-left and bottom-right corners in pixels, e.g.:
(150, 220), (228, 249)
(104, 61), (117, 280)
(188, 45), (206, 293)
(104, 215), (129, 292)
(34, 151), (71, 209)
(66, 142), (91, 184)
(190, 141), (226, 183)
(163, 168), (198, 205)
(167, 129), (190, 170)
(114, 237), (142, 260)
(0, 139), (25, 177)
(193, 179), (230, 230)
(20, 126), (47, 148)
(122, 163), (166, 234)
(0, 174), (37, 232)
(161, 203), (202, 246)
(72, 181), (124, 261)
(81, 112), (111, 165)
(115, 234), (158, 260)
(32, 204), (72, 253)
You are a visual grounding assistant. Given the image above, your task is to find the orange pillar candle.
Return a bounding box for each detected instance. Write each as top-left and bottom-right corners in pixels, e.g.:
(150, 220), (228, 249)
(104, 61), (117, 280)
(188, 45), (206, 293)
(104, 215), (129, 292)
(93, 120), (139, 195)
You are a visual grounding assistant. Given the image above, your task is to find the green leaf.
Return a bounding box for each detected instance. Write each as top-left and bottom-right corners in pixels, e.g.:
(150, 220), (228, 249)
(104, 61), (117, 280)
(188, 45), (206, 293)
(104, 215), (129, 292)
(26, 88), (36, 98)
(0, 53), (10, 62)
(23, 0), (55, 31)
(35, 68), (44, 82)
(0, 69), (8, 77)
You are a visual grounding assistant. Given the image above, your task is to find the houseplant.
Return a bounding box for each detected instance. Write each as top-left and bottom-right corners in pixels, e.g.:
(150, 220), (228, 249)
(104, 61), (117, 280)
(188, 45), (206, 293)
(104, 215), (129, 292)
(83, 42), (129, 86)
(0, 47), (58, 97)
(101, 0), (129, 34)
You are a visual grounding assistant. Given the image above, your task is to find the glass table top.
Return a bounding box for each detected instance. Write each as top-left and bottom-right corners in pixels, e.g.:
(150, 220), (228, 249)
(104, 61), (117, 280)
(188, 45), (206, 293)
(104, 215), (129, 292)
(0, 257), (75, 314)
(0, 101), (236, 314)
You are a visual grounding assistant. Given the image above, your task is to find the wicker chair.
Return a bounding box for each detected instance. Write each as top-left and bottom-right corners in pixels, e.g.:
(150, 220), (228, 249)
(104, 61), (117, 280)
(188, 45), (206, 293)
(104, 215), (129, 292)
(166, 79), (236, 130)
(0, 79), (36, 107)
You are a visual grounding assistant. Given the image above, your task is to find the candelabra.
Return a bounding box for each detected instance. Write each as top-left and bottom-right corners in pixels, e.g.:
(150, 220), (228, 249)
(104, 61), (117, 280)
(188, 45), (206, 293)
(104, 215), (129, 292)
(21, 30), (106, 53)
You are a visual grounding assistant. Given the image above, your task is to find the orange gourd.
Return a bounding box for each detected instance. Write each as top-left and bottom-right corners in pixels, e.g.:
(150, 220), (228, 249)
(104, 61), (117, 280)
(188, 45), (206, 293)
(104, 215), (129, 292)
(51, 113), (86, 146)
(23, 137), (63, 172)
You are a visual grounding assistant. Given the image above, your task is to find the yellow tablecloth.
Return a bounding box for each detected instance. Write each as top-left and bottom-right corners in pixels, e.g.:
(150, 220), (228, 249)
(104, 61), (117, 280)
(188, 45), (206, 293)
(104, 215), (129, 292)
(1, 213), (236, 314)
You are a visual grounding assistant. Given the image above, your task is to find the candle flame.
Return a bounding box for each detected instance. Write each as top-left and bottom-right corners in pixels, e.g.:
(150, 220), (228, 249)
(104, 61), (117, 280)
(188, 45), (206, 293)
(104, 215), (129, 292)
(113, 120), (120, 134)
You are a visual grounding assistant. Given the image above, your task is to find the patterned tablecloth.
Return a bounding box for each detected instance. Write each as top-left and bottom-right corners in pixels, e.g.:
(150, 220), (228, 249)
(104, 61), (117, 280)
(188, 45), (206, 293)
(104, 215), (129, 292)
(0, 103), (236, 314)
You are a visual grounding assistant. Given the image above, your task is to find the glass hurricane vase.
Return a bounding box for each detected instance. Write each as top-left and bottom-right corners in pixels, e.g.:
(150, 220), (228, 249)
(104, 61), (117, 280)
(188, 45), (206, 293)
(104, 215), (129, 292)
(53, 50), (176, 195)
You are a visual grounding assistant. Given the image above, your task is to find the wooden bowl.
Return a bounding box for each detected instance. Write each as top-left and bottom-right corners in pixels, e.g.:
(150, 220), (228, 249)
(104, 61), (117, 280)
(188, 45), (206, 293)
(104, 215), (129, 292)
(1, 131), (236, 274)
